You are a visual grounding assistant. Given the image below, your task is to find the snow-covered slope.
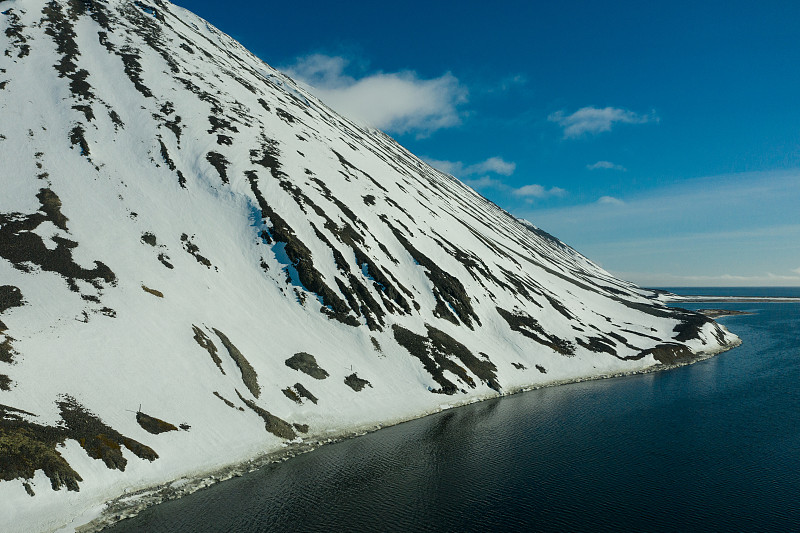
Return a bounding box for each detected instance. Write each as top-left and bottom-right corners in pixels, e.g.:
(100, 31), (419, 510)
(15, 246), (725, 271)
(0, 1), (738, 530)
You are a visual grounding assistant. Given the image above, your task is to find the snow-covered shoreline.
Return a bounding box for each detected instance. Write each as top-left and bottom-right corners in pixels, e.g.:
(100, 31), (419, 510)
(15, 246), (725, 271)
(79, 333), (742, 533)
(0, 2), (743, 531)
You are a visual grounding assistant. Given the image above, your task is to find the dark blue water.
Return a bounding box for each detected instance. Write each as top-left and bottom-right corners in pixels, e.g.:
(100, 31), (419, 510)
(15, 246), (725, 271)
(107, 292), (800, 532)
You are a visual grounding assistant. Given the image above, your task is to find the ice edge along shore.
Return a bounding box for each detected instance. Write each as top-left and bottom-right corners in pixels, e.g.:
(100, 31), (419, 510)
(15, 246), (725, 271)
(79, 328), (741, 533)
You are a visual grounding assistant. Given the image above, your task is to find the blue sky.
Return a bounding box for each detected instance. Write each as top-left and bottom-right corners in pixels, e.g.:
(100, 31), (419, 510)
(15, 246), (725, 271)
(183, 0), (800, 286)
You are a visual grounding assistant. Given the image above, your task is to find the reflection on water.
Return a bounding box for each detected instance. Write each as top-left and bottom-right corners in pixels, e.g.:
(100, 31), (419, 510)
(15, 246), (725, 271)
(107, 301), (800, 532)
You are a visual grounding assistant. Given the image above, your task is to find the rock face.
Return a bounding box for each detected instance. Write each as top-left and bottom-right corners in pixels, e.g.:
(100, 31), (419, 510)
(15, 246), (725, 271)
(0, 1), (737, 530)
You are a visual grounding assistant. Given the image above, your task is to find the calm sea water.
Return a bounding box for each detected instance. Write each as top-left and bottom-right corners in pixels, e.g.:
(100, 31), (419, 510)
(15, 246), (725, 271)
(106, 289), (800, 532)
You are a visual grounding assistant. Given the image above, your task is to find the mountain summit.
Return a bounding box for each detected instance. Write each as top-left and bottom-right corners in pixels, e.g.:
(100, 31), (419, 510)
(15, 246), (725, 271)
(0, 1), (737, 530)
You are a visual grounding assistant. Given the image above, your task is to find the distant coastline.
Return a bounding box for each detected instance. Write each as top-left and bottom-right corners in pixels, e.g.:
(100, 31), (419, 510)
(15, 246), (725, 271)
(697, 309), (753, 319)
(667, 295), (800, 303)
(655, 286), (800, 317)
(651, 286), (800, 304)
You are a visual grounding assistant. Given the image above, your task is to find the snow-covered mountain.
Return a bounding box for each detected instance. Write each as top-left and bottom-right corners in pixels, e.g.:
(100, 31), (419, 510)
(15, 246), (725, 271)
(0, 1), (738, 530)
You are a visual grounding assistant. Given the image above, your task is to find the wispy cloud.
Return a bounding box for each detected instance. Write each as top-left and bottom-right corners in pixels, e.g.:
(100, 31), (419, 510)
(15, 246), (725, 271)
(548, 106), (657, 139)
(426, 156), (516, 177)
(282, 54), (467, 137)
(427, 157), (566, 200)
(513, 184), (567, 199)
(517, 170), (800, 286)
(587, 160), (627, 171)
(597, 195), (625, 205)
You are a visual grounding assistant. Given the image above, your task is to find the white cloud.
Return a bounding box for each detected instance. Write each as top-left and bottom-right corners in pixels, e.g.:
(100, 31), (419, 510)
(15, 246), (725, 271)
(425, 156), (516, 177)
(793, 267), (800, 275)
(468, 156), (516, 176)
(282, 54), (467, 137)
(587, 160), (627, 171)
(597, 195), (625, 205)
(548, 106), (657, 139)
(427, 157), (567, 200)
(513, 184), (567, 199)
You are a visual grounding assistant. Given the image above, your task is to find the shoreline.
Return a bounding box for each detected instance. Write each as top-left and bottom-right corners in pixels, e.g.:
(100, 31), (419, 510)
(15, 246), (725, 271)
(80, 335), (742, 532)
(697, 309), (754, 319)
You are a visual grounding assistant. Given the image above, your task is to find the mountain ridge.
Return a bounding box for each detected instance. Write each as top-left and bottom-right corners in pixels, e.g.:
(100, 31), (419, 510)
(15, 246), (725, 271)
(0, 1), (738, 530)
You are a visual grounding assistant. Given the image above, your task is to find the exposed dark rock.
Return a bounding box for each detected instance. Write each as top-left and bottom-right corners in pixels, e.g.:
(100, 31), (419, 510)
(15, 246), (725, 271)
(58, 397), (157, 471)
(276, 107), (295, 124)
(212, 328), (260, 398)
(162, 114), (182, 143)
(205, 151), (229, 183)
(117, 45), (151, 97)
(0, 334), (16, 365)
(42, 1), (94, 101)
(141, 232), (157, 246)
(192, 325), (224, 374)
(293, 383), (318, 404)
(370, 336), (382, 354)
(207, 115), (238, 135)
(72, 104), (94, 121)
(344, 373), (372, 392)
(0, 413), (83, 492)
(282, 387), (300, 404)
(246, 170), (356, 326)
(0, 189), (116, 291)
(621, 328), (661, 342)
(157, 253), (173, 269)
(386, 222), (478, 328)
(158, 138), (175, 170)
(0, 397), (157, 493)
(285, 352), (329, 380)
(0, 285), (23, 314)
(136, 411), (178, 434)
(69, 125), (90, 156)
(392, 324), (500, 394)
(640, 343), (694, 365)
(511, 362), (527, 370)
(36, 188), (68, 231)
(235, 390), (296, 440)
(544, 293), (574, 320)
(141, 285), (163, 298)
(496, 307), (575, 356)
(3, 8), (30, 58)
(535, 364), (547, 374)
(180, 233), (212, 268)
(212, 391), (242, 411)
(672, 308), (722, 344)
(576, 336), (617, 356)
